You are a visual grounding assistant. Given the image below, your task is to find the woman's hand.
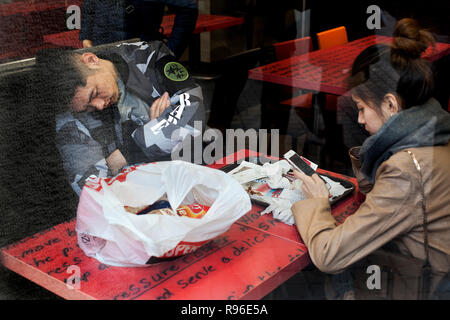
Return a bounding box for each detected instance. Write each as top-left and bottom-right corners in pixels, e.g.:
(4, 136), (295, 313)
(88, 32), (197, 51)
(293, 169), (330, 199)
(150, 92), (171, 120)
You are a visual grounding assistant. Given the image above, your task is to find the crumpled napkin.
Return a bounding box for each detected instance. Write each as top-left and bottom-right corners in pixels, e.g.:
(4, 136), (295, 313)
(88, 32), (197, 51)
(261, 160), (292, 189)
(261, 198), (296, 225)
(257, 160), (306, 226)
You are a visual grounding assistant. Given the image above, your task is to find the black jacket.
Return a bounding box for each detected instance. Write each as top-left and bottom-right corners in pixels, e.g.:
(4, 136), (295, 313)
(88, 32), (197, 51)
(56, 41), (204, 195)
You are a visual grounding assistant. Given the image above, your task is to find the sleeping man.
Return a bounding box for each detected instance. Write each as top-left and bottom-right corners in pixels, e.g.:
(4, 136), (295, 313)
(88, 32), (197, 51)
(35, 41), (204, 195)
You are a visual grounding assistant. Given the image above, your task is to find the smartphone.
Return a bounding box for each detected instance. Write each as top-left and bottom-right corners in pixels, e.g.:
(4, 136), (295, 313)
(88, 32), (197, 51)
(283, 150), (328, 184)
(283, 150), (317, 176)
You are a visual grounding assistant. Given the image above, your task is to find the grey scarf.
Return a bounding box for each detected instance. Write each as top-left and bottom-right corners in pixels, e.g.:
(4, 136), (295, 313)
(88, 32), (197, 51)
(360, 98), (450, 183)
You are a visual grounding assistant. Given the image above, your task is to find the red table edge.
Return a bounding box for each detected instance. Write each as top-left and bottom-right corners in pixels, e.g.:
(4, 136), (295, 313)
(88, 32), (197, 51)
(0, 250), (95, 300)
(430, 45), (450, 62)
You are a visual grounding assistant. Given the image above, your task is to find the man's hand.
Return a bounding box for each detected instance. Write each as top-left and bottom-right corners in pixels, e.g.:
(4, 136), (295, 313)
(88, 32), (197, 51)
(150, 92), (171, 120)
(293, 169), (330, 200)
(82, 40), (93, 48)
(106, 149), (128, 176)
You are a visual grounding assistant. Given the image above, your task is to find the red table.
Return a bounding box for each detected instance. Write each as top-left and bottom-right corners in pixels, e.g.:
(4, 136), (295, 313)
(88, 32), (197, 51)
(0, 150), (364, 300)
(43, 14), (244, 50)
(248, 35), (450, 96)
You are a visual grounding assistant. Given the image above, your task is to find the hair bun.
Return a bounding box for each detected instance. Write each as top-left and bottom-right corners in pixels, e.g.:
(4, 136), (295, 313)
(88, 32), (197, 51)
(392, 18), (434, 58)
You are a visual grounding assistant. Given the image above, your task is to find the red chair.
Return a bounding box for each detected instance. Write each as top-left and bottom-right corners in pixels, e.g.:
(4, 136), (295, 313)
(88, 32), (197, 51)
(317, 26), (348, 50)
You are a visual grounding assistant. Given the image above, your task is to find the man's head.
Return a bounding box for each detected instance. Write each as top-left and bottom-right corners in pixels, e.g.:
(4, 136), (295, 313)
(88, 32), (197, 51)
(35, 48), (120, 114)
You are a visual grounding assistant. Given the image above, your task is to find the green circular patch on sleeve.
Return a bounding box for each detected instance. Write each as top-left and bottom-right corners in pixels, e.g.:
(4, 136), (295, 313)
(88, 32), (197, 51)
(163, 61), (189, 81)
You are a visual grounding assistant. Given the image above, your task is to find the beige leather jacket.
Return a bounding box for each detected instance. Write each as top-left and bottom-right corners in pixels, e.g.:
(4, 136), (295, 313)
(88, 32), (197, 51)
(292, 143), (450, 287)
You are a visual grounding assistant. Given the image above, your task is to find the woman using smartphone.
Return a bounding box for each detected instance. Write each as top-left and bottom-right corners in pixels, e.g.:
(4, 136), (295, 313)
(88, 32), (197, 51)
(291, 18), (450, 299)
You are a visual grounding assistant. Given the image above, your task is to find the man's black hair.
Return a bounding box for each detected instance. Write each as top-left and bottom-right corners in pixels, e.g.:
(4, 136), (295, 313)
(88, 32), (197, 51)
(34, 47), (87, 114)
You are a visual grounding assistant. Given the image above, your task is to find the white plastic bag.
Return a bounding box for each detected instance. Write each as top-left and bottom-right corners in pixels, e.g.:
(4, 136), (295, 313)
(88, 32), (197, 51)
(75, 161), (252, 267)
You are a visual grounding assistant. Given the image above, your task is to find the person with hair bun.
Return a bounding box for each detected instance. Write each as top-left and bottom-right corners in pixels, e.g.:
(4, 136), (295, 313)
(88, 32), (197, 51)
(291, 18), (450, 299)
